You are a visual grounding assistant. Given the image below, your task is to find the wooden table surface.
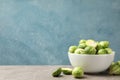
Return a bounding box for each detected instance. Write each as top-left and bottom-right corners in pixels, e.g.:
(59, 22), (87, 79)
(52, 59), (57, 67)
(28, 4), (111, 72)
(0, 65), (119, 80)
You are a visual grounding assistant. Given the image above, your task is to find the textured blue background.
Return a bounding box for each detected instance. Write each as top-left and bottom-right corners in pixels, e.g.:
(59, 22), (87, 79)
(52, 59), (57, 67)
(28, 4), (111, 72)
(0, 0), (120, 65)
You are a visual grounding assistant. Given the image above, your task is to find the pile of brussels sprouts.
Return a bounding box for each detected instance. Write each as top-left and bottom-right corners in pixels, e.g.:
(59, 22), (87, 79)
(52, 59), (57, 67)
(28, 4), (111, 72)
(52, 67), (84, 78)
(68, 39), (113, 55)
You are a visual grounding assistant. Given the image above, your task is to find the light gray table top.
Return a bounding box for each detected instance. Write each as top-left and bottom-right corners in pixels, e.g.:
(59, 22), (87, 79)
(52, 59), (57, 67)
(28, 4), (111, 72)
(0, 65), (119, 80)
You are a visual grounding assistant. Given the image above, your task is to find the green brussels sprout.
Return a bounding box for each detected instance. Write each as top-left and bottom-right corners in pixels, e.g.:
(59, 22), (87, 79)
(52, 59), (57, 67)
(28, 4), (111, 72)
(116, 61), (120, 66)
(52, 68), (62, 77)
(84, 46), (96, 54)
(105, 48), (113, 54)
(97, 43), (104, 50)
(99, 41), (109, 48)
(68, 46), (77, 53)
(84, 46), (90, 53)
(78, 43), (86, 49)
(86, 39), (97, 48)
(107, 62), (115, 71)
(72, 67), (84, 78)
(62, 68), (72, 75)
(97, 49), (107, 55)
(111, 62), (115, 67)
(74, 48), (86, 54)
(79, 39), (86, 44)
(109, 61), (120, 75)
(109, 64), (120, 75)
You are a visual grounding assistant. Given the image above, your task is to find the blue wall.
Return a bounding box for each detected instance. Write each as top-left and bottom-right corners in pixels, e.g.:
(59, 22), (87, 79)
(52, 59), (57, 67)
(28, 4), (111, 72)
(0, 0), (120, 65)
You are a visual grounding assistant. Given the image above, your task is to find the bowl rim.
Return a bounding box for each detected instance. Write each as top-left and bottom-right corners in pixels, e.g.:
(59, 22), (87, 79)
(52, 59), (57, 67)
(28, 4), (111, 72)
(68, 51), (115, 56)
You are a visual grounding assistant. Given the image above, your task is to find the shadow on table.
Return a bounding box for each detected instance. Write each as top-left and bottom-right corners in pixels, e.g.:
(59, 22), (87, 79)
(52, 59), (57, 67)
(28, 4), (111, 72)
(74, 76), (87, 79)
(53, 75), (87, 79)
(85, 71), (120, 77)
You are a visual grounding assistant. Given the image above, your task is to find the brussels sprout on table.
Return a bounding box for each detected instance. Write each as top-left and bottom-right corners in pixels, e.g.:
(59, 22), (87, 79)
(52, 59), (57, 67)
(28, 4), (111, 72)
(109, 61), (120, 75)
(72, 67), (84, 78)
(116, 61), (120, 66)
(62, 68), (72, 75)
(52, 68), (62, 77)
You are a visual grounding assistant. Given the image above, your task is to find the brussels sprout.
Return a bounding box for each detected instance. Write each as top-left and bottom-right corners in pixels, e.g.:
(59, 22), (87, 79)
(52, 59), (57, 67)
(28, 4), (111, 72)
(109, 61), (120, 75)
(74, 48), (86, 54)
(84, 46), (96, 54)
(116, 61), (120, 66)
(68, 46), (77, 53)
(79, 39), (86, 44)
(84, 46), (91, 53)
(86, 39), (97, 48)
(97, 49), (107, 55)
(72, 67), (84, 78)
(99, 41), (109, 48)
(105, 48), (113, 54)
(97, 43), (104, 50)
(109, 62), (114, 73)
(52, 68), (62, 77)
(109, 64), (120, 75)
(78, 43), (86, 49)
(62, 68), (72, 75)
(108, 62), (115, 70)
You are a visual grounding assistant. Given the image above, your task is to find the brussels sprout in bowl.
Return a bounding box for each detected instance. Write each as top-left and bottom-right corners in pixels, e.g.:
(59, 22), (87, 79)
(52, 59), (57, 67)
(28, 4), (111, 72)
(68, 52), (115, 73)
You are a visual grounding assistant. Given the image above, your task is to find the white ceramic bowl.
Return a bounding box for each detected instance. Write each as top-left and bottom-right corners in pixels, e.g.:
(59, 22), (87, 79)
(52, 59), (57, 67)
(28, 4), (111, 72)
(68, 52), (115, 73)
